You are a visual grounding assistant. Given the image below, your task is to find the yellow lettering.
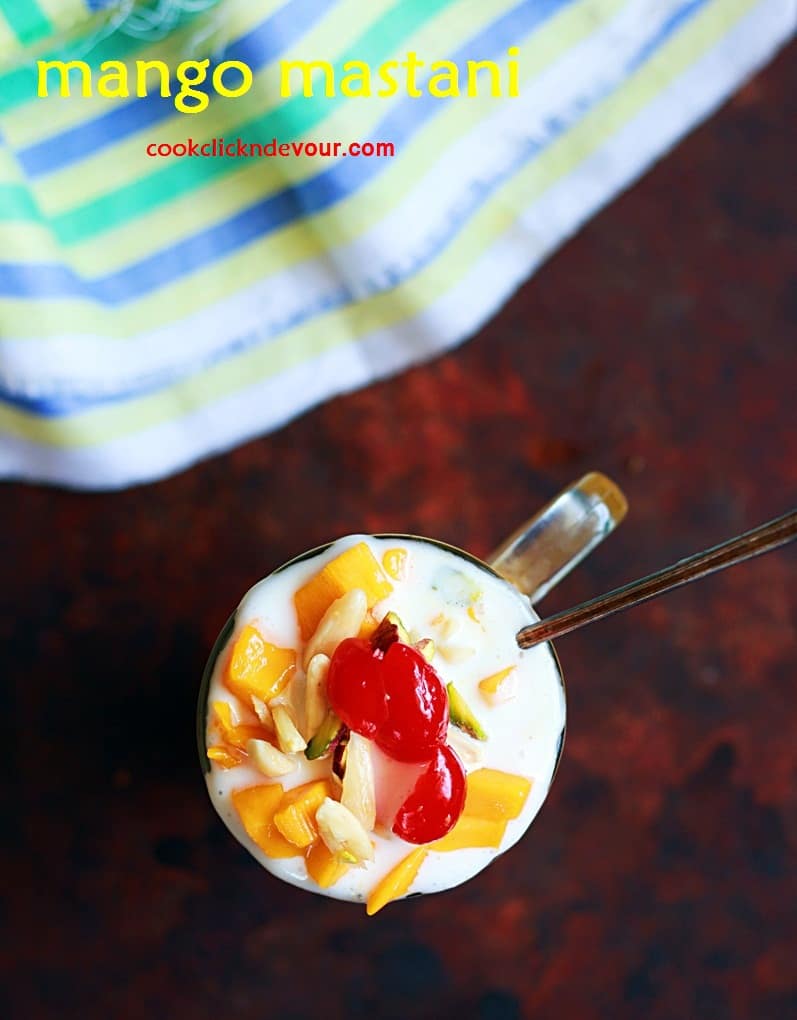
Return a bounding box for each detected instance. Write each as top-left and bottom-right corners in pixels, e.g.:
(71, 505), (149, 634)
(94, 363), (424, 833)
(341, 60), (371, 98)
(401, 51), (424, 98)
(280, 60), (335, 98)
(377, 60), (398, 97)
(175, 59), (210, 114)
(97, 60), (129, 99)
(507, 46), (520, 97)
(136, 59), (171, 98)
(37, 60), (92, 98)
(213, 59), (253, 99)
(466, 60), (501, 98)
(428, 61), (459, 98)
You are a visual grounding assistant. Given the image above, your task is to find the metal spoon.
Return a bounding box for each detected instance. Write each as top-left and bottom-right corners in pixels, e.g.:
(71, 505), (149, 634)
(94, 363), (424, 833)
(516, 508), (797, 649)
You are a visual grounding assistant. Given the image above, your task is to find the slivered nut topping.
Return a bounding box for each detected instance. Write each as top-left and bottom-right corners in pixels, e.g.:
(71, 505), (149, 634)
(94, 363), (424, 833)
(272, 703), (307, 754)
(303, 588), (368, 669)
(431, 612), (459, 640)
(340, 732), (376, 831)
(304, 653), (331, 736)
(447, 726), (485, 766)
(413, 638), (435, 662)
(439, 644), (475, 664)
(246, 738), (296, 777)
(250, 695), (274, 730)
(316, 798), (375, 865)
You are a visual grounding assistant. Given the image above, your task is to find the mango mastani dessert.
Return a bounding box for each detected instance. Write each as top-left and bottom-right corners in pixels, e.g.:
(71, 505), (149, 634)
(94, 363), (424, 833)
(200, 535), (565, 914)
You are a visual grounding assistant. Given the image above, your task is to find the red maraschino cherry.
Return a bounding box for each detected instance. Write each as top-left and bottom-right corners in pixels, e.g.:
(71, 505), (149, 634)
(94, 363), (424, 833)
(326, 638), (387, 738)
(392, 744), (467, 843)
(375, 642), (448, 762)
(327, 638), (448, 762)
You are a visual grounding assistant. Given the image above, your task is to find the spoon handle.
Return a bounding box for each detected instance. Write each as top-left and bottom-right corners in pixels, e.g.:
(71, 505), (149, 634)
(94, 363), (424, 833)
(516, 508), (797, 649)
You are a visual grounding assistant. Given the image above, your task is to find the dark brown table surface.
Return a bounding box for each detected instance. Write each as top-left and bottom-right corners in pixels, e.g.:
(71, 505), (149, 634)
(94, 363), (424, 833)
(3, 42), (795, 1020)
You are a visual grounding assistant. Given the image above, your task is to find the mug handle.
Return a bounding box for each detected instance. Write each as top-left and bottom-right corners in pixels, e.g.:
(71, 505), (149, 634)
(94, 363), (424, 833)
(488, 472), (628, 603)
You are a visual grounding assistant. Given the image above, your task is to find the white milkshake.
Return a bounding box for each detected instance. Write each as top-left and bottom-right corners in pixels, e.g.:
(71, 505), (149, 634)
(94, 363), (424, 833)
(201, 535), (565, 913)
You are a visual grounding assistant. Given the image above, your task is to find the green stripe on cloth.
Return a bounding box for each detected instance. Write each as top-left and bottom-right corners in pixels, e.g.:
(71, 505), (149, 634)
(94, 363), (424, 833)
(0, 183), (42, 219)
(0, 0), (763, 448)
(1, 0), (54, 46)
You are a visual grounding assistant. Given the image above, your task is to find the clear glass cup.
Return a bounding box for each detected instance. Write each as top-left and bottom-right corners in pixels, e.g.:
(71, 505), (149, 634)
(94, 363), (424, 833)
(197, 471), (627, 891)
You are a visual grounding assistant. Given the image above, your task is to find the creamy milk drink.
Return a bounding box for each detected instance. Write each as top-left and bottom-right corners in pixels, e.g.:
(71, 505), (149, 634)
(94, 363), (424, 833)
(200, 534), (566, 914)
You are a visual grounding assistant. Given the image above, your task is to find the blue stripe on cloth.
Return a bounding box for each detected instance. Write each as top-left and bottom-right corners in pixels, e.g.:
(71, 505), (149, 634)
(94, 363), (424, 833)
(0, 0), (712, 416)
(626, 0), (707, 70)
(0, 0), (576, 304)
(18, 0), (339, 176)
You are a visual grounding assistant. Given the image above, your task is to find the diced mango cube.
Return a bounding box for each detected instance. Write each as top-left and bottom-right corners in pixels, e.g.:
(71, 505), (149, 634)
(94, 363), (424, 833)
(294, 542), (393, 639)
(232, 784), (300, 859)
(382, 547), (408, 581)
(273, 779), (334, 848)
(225, 624), (296, 703)
(431, 814), (507, 852)
(366, 847), (427, 916)
(464, 768), (532, 821)
(206, 745), (244, 769)
(212, 700), (270, 751)
(478, 666), (516, 701)
(305, 841), (350, 889)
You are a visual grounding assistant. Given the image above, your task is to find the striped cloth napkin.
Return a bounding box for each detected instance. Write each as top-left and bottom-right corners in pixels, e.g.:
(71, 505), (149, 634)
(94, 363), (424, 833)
(0, 0), (793, 489)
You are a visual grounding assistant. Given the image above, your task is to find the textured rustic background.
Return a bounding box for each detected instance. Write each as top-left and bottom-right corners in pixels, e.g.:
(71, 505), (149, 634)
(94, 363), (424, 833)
(2, 42), (795, 1020)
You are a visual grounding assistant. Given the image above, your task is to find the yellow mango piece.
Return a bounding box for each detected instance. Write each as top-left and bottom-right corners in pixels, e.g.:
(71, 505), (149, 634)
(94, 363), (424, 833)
(273, 779), (334, 848)
(294, 542), (393, 639)
(305, 841), (350, 889)
(212, 700), (270, 751)
(464, 768), (532, 821)
(431, 814), (507, 852)
(232, 784), (300, 859)
(206, 745), (244, 769)
(225, 624), (296, 703)
(358, 612), (379, 641)
(467, 605), (484, 626)
(382, 547), (408, 581)
(478, 666), (516, 698)
(366, 847), (427, 916)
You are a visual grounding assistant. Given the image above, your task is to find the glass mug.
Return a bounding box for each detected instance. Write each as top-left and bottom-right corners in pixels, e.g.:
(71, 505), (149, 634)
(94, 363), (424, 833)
(198, 472), (627, 906)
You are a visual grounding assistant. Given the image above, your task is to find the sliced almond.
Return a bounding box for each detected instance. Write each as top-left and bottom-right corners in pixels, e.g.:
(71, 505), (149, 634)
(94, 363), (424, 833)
(447, 725), (485, 767)
(272, 703), (307, 754)
(303, 588), (368, 669)
(431, 612), (459, 640)
(316, 797), (375, 865)
(304, 653), (330, 736)
(413, 638), (435, 662)
(250, 695), (274, 731)
(245, 738), (296, 777)
(340, 732), (376, 831)
(439, 644), (475, 664)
